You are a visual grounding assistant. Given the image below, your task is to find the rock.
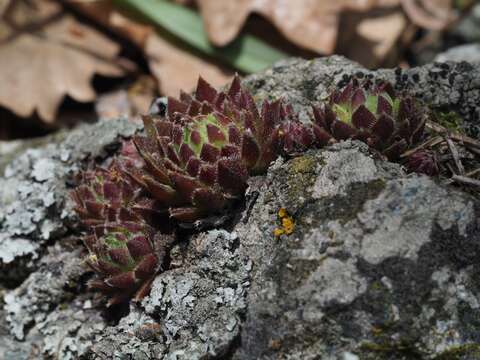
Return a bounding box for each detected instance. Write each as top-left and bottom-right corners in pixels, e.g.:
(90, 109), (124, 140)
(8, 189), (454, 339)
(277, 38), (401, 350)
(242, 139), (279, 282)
(86, 230), (250, 359)
(435, 44), (480, 64)
(0, 119), (140, 287)
(1, 57), (480, 359)
(242, 57), (480, 138)
(234, 142), (480, 359)
(451, 4), (480, 44)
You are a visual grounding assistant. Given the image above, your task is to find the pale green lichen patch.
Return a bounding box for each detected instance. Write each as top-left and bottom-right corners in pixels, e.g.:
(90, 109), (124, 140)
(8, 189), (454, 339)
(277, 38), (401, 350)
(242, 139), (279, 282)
(434, 110), (465, 134)
(358, 340), (424, 359)
(281, 153), (322, 211)
(434, 343), (480, 360)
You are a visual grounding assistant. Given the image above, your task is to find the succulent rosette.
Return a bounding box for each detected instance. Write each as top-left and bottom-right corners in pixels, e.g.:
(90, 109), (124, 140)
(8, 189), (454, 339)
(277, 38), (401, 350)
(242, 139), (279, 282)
(130, 75), (296, 222)
(71, 154), (167, 229)
(312, 79), (428, 160)
(406, 149), (439, 176)
(72, 160), (169, 304)
(71, 161), (145, 227)
(276, 107), (316, 154)
(84, 221), (168, 305)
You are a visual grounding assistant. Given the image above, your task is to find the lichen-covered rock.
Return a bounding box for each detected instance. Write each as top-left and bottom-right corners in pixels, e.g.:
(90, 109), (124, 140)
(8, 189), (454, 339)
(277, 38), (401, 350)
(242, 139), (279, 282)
(436, 44), (480, 64)
(0, 119), (141, 287)
(85, 229), (250, 359)
(234, 141), (480, 359)
(1, 57), (480, 359)
(243, 56), (480, 138)
(1, 240), (105, 359)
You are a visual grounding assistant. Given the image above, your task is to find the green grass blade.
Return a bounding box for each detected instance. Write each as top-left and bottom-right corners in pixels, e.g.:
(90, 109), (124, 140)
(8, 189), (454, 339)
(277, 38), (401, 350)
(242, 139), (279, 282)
(112, 0), (288, 73)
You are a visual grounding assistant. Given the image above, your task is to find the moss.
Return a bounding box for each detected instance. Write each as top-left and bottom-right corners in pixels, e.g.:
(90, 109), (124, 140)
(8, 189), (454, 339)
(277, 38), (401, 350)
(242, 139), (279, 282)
(359, 340), (424, 359)
(289, 155), (319, 175)
(370, 281), (383, 291)
(434, 344), (480, 360)
(454, 0), (475, 10)
(434, 111), (465, 134)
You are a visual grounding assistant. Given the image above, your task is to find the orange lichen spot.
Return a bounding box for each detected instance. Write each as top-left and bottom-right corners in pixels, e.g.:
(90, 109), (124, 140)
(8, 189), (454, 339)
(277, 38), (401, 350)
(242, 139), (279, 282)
(274, 207), (295, 238)
(273, 228), (285, 237)
(282, 216), (294, 235)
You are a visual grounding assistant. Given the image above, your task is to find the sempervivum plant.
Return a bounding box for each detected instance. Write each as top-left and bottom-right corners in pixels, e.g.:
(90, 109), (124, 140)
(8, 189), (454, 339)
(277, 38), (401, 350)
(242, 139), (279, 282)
(72, 164), (166, 228)
(71, 161), (144, 227)
(84, 221), (169, 305)
(406, 149), (439, 176)
(130, 75), (297, 222)
(312, 79), (428, 160)
(276, 110), (316, 154)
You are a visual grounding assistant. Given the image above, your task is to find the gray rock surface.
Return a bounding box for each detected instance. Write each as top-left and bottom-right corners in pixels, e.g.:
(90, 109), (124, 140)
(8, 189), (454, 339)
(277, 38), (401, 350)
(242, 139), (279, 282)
(234, 142), (480, 359)
(1, 57), (480, 359)
(436, 44), (480, 64)
(452, 4), (480, 43)
(243, 57), (480, 138)
(0, 119), (140, 287)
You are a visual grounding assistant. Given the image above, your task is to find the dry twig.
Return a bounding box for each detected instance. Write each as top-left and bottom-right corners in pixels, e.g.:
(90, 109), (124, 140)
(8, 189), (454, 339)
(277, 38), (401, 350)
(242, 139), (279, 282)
(445, 137), (465, 175)
(451, 175), (480, 188)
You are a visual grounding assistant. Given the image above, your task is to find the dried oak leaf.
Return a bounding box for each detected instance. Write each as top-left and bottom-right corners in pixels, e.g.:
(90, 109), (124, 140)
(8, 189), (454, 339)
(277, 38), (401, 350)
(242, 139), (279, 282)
(187, 0), (457, 60)
(401, 0), (456, 30)
(0, 0), (10, 17)
(69, 0), (232, 97)
(0, 7), (125, 123)
(66, 0), (152, 47)
(337, 7), (408, 68)
(145, 33), (233, 96)
(191, 0), (400, 54)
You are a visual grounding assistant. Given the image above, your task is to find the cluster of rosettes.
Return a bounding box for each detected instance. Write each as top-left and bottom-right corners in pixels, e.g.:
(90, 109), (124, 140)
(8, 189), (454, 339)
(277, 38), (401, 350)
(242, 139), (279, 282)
(71, 142), (172, 305)
(71, 75), (305, 304)
(72, 75), (438, 304)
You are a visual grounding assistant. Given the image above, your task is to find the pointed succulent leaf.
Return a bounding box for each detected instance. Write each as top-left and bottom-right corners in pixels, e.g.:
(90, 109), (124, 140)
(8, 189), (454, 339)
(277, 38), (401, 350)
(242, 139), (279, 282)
(311, 78), (430, 159)
(169, 206), (204, 222)
(352, 105), (377, 129)
(196, 76), (218, 103)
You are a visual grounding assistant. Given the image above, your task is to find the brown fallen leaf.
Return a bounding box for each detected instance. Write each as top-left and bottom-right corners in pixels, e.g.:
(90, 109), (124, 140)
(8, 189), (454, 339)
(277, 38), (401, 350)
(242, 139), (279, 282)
(182, 0), (460, 67)
(0, 0), (10, 16)
(66, 0), (152, 47)
(145, 33), (233, 96)
(0, 0), (126, 123)
(95, 75), (158, 120)
(337, 6), (409, 68)
(191, 0), (402, 54)
(69, 0), (233, 97)
(400, 0), (456, 30)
